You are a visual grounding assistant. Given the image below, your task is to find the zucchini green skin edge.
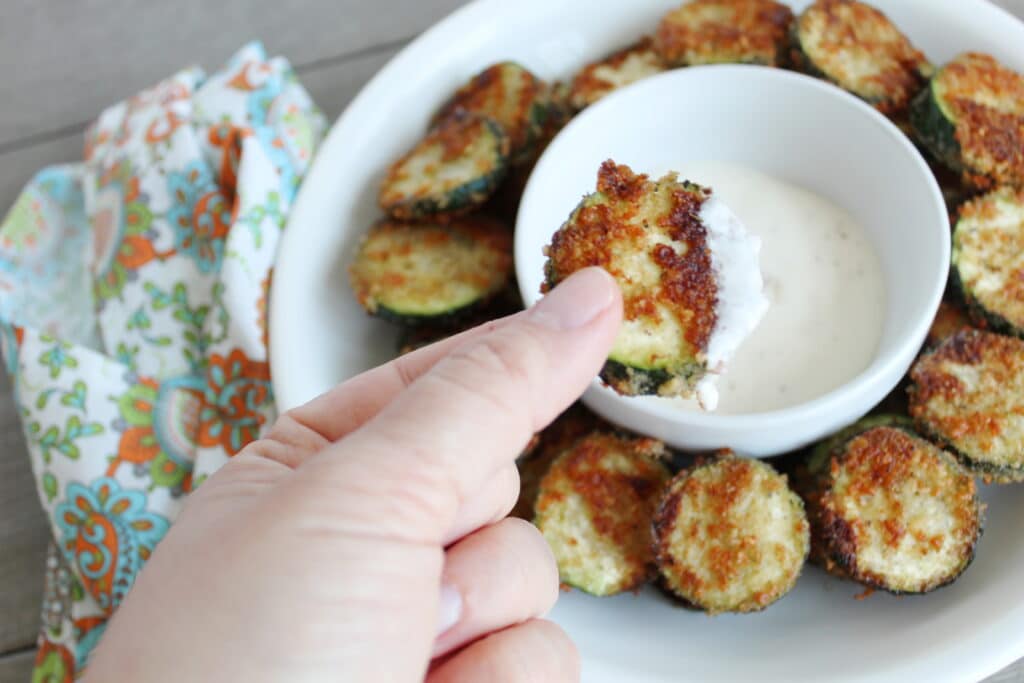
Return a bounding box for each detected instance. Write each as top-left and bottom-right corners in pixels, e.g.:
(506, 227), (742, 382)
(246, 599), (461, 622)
(512, 100), (549, 166)
(601, 359), (703, 397)
(383, 118), (510, 221)
(375, 297), (497, 328)
(913, 415), (1024, 483)
(394, 170), (507, 221)
(787, 26), (877, 105)
(910, 82), (964, 178)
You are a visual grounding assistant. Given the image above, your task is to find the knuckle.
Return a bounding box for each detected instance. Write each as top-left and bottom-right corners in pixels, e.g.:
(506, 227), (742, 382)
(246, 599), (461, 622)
(271, 410), (331, 453)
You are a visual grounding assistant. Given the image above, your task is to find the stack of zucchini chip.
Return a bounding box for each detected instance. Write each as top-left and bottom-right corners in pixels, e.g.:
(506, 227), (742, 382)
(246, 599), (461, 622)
(351, 61), (559, 337)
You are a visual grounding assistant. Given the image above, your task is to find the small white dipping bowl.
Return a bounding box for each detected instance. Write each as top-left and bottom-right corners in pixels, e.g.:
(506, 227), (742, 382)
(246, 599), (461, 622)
(515, 65), (948, 457)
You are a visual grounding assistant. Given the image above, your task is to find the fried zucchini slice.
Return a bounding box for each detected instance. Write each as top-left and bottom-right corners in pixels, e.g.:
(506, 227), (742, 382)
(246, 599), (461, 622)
(653, 456), (809, 614)
(543, 161), (767, 402)
(569, 39), (665, 110)
(953, 186), (1024, 336)
(811, 427), (981, 593)
(379, 112), (509, 220)
(534, 432), (671, 596)
(910, 53), (1024, 190)
(791, 0), (930, 117)
(910, 329), (1024, 482)
(654, 0), (794, 67)
(434, 62), (549, 165)
(349, 217), (512, 325)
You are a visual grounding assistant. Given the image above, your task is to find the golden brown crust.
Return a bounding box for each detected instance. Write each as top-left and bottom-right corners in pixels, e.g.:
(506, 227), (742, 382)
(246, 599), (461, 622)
(938, 53), (1024, 189)
(655, 0), (794, 67)
(910, 329), (1024, 480)
(434, 62), (546, 158)
(544, 161), (717, 355)
(954, 186), (1024, 330)
(378, 113), (508, 220)
(349, 217), (512, 317)
(817, 427), (980, 592)
(795, 0), (928, 115)
(569, 39), (665, 110)
(653, 457), (809, 613)
(534, 431), (671, 595)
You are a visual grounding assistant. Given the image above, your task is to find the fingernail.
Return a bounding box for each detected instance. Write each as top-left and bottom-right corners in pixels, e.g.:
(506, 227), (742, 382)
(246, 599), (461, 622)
(436, 583), (462, 636)
(529, 267), (617, 330)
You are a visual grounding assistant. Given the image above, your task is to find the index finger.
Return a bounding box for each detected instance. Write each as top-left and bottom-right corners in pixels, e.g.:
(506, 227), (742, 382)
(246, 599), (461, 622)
(282, 310), (526, 444)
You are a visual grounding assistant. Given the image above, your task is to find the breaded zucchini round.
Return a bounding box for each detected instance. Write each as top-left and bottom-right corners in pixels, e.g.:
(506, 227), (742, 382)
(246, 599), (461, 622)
(791, 0), (930, 116)
(813, 427), (981, 593)
(379, 112), (509, 220)
(953, 187), (1024, 336)
(433, 62), (549, 165)
(910, 329), (1024, 482)
(543, 162), (719, 398)
(349, 217), (512, 325)
(911, 53), (1024, 190)
(653, 457), (809, 614)
(534, 431), (671, 596)
(654, 0), (793, 67)
(569, 39), (665, 110)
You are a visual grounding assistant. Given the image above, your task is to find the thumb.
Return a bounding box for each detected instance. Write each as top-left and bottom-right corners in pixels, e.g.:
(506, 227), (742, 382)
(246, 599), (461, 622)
(301, 266), (622, 544)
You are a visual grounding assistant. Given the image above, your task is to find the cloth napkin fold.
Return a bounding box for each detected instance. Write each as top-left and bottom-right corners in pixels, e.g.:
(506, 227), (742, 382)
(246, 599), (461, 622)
(0, 42), (326, 680)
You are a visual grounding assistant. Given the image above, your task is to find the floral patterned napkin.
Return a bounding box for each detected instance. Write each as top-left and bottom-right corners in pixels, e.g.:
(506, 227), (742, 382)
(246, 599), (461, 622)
(0, 42), (326, 680)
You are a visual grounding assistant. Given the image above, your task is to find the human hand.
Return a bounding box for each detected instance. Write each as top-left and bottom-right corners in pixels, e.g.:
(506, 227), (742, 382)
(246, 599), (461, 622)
(83, 267), (622, 683)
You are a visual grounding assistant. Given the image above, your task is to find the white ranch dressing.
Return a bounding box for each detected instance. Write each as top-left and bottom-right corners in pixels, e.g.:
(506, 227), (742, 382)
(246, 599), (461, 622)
(694, 196), (770, 411)
(655, 161), (886, 415)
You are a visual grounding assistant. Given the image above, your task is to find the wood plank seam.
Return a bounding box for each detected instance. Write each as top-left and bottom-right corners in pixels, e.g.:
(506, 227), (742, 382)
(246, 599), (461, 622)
(0, 646), (35, 661)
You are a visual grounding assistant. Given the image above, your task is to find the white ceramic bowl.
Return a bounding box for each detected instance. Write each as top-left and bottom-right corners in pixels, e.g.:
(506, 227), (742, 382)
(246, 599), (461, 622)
(271, 1), (1024, 681)
(515, 65), (948, 456)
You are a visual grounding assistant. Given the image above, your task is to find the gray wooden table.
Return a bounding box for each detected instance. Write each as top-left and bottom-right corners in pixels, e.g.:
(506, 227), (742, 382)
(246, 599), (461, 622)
(1, 1), (1023, 681)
